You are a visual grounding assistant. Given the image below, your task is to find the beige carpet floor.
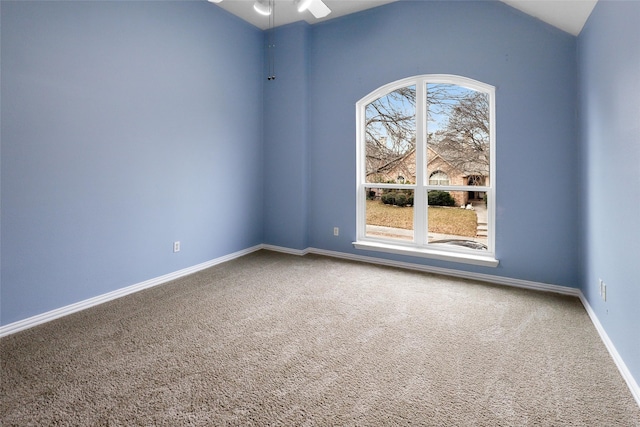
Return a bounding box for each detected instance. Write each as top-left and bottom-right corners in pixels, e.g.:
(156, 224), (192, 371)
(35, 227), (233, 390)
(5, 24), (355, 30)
(2, 250), (639, 426)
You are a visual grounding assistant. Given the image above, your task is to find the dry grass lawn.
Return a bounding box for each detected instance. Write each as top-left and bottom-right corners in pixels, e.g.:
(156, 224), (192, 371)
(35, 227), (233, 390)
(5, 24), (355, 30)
(366, 200), (477, 237)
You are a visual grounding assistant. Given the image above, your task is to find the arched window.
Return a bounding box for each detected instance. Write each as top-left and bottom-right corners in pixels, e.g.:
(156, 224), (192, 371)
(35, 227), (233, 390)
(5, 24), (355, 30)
(467, 175), (484, 186)
(429, 171), (450, 186)
(354, 75), (497, 267)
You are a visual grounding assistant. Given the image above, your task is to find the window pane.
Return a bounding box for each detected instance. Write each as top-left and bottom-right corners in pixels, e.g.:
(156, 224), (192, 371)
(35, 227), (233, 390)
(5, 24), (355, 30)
(365, 187), (414, 241)
(426, 83), (490, 190)
(427, 191), (487, 251)
(365, 86), (416, 184)
(428, 170), (450, 186)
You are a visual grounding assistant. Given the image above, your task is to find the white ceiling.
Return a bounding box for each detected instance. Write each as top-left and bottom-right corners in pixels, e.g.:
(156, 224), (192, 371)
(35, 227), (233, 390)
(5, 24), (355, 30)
(211, 0), (598, 36)
(213, 0), (396, 30)
(501, 0), (597, 35)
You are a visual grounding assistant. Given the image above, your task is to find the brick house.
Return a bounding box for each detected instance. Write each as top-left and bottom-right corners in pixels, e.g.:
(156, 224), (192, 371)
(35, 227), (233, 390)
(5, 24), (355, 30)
(366, 142), (488, 207)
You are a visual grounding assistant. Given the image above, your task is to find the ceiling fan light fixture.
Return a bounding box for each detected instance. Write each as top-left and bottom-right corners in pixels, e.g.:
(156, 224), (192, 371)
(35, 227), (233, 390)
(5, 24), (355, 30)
(295, 0), (313, 13)
(253, 0), (271, 16)
(207, 0), (223, 3)
(308, 0), (331, 18)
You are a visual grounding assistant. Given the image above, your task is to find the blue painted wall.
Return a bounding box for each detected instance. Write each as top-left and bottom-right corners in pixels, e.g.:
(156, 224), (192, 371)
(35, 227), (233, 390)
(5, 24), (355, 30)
(304, 1), (580, 287)
(263, 23), (310, 250)
(578, 0), (640, 388)
(1, 1), (264, 324)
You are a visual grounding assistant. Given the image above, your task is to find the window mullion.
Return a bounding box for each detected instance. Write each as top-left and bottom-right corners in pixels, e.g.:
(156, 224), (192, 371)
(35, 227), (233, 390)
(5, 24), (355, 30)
(414, 81), (426, 245)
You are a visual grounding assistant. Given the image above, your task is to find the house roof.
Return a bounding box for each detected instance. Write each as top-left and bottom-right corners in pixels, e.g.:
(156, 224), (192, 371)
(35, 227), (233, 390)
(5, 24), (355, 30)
(428, 140), (489, 177)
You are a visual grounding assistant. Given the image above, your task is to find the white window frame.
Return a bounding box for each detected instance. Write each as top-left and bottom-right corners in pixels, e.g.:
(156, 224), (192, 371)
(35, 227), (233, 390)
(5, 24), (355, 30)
(354, 75), (498, 267)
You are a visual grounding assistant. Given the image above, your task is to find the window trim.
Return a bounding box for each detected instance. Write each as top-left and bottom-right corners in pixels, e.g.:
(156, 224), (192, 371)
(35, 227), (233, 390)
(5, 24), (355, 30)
(354, 74), (498, 267)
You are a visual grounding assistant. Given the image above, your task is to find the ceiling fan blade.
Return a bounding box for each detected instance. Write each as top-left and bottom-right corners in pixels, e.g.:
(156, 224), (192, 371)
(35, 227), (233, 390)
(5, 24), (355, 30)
(308, 0), (331, 18)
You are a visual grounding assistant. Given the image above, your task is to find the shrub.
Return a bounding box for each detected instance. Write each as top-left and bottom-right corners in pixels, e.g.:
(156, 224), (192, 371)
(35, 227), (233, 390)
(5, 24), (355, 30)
(381, 192), (396, 205)
(394, 193), (408, 206)
(381, 190), (413, 207)
(406, 193), (414, 206)
(428, 190), (455, 207)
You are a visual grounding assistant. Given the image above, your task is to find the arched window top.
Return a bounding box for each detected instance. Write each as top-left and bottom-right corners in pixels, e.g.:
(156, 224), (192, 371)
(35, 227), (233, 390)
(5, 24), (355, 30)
(359, 74), (494, 107)
(429, 171), (449, 186)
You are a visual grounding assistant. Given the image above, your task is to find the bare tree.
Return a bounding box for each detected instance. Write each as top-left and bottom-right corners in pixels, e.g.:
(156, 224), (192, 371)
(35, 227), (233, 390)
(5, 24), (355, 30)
(365, 87), (416, 181)
(430, 88), (490, 177)
(364, 84), (490, 181)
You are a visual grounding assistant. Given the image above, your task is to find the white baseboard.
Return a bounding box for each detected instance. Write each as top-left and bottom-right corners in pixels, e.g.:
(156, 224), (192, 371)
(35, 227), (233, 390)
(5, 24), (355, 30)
(578, 293), (640, 408)
(306, 247), (581, 296)
(0, 245), (263, 338)
(261, 244), (309, 256)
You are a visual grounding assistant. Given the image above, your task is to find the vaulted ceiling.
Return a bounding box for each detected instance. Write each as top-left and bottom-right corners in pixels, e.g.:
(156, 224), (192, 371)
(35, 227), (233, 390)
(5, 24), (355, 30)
(211, 0), (598, 36)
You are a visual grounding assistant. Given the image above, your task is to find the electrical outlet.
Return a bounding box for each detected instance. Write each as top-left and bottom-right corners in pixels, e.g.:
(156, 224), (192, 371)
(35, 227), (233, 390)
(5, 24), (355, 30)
(333, 227), (339, 236)
(599, 279), (607, 302)
(599, 279), (603, 298)
(173, 241), (181, 253)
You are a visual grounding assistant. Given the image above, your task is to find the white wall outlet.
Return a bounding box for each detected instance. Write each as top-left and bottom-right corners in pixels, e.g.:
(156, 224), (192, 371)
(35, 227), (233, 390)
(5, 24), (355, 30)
(599, 279), (607, 302)
(333, 227), (339, 236)
(599, 279), (603, 297)
(173, 241), (181, 253)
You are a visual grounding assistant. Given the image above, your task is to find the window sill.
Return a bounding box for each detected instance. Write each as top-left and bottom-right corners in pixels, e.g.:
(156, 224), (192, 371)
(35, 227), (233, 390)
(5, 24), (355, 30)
(353, 241), (499, 268)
